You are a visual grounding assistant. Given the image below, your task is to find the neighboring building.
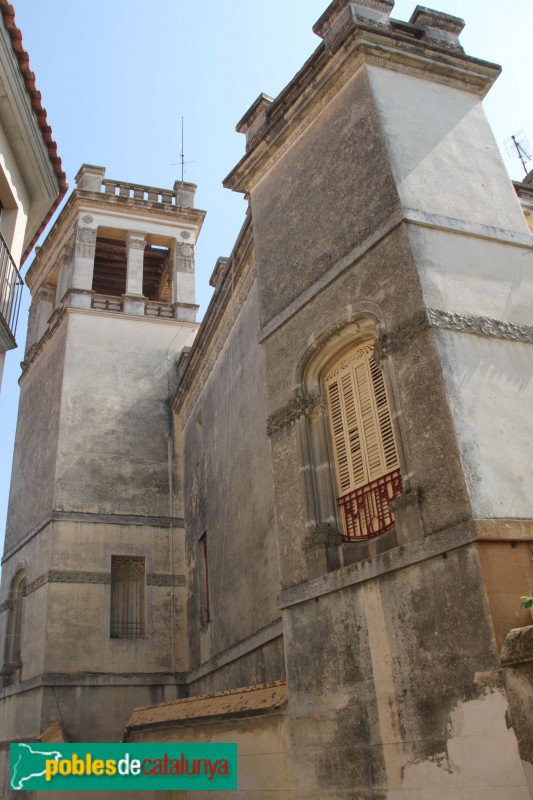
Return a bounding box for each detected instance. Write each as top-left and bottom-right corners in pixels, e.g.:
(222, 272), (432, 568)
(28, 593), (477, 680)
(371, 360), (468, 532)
(0, 0), (66, 390)
(1, 1), (533, 799)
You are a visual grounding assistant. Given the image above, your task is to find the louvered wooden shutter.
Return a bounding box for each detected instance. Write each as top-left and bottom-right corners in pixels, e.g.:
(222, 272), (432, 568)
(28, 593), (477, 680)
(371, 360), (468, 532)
(325, 343), (399, 497)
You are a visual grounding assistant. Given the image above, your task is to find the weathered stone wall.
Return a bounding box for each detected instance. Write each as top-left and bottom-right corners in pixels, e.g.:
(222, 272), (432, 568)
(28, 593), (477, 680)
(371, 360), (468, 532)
(237, 18), (533, 798)
(130, 711), (289, 800)
(281, 545), (526, 798)
(181, 278), (282, 690)
(251, 68), (400, 329)
(366, 64), (533, 522)
(262, 227), (472, 591)
(186, 634), (285, 697)
(53, 312), (194, 517)
(4, 319), (67, 552)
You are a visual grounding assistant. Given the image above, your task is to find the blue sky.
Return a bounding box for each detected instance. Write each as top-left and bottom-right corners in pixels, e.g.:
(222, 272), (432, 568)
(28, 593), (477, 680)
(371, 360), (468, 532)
(0, 0), (531, 546)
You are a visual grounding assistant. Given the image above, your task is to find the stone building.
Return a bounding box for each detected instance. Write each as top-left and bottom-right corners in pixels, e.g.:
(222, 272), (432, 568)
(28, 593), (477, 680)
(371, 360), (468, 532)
(1, 0), (533, 798)
(0, 0), (65, 391)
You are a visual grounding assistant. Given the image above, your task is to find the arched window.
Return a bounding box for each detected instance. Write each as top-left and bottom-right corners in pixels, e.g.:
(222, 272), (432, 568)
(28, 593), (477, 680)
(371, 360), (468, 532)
(324, 341), (402, 541)
(2, 569), (26, 687)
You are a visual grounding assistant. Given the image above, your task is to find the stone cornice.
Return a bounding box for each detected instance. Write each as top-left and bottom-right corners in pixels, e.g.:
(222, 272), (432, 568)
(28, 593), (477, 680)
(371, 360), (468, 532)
(0, 570), (187, 609)
(279, 521), (478, 609)
(2, 510), (185, 565)
(224, 16), (500, 195)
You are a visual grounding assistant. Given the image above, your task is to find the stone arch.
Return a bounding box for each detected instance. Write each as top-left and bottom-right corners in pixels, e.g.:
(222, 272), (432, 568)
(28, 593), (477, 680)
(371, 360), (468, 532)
(294, 307), (408, 560)
(2, 567), (27, 687)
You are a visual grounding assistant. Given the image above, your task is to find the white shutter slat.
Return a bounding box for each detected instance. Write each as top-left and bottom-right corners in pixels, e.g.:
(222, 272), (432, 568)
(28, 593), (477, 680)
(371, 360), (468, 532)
(327, 379), (351, 492)
(325, 341), (399, 496)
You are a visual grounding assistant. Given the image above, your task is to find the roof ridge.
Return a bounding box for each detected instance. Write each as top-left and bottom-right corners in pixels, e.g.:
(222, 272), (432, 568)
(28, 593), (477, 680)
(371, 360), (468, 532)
(0, 0), (68, 264)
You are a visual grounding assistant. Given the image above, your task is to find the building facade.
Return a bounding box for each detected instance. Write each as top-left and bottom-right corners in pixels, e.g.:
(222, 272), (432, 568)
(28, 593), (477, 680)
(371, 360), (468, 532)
(1, 1), (533, 798)
(0, 0), (65, 390)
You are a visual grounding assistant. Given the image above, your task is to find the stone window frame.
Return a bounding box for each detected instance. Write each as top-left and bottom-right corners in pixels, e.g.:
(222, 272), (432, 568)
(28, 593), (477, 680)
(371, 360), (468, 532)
(295, 312), (412, 567)
(2, 566), (27, 687)
(323, 338), (402, 538)
(110, 555), (146, 640)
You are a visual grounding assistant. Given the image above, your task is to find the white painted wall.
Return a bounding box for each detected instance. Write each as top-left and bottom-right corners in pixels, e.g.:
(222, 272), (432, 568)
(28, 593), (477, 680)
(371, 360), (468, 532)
(367, 65), (529, 239)
(368, 64), (533, 520)
(0, 119), (29, 264)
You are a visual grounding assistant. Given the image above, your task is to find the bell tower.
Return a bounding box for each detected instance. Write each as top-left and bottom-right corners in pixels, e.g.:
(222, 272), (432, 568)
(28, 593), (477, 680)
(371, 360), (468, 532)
(0, 165), (204, 767)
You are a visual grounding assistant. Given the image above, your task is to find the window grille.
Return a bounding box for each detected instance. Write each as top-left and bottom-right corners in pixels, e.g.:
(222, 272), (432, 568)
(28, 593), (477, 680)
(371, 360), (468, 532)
(325, 342), (402, 540)
(110, 556), (145, 639)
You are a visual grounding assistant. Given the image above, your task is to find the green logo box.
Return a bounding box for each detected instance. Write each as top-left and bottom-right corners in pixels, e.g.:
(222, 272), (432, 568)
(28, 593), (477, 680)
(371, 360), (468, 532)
(11, 742), (238, 791)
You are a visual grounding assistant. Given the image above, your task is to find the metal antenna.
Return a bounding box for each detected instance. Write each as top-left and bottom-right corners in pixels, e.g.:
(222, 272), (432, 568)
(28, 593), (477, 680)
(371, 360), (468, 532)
(180, 116), (184, 183)
(170, 117), (194, 180)
(504, 130), (532, 175)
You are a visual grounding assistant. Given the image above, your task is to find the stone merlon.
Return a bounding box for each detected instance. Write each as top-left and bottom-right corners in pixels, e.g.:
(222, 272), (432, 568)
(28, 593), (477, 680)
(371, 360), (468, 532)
(225, 1), (498, 194)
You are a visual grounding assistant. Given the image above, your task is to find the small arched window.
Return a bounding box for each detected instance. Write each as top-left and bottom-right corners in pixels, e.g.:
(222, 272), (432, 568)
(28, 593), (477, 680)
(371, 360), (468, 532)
(324, 341), (402, 540)
(2, 569), (26, 687)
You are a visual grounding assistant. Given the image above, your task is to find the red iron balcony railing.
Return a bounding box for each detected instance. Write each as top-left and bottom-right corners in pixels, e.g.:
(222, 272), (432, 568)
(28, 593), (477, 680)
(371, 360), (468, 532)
(0, 231), (23, 346)
(338, 469), (403, 542)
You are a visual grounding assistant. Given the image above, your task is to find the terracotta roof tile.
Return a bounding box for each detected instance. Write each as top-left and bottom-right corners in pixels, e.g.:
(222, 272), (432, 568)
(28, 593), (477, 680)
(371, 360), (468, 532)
(126, 681), (288, 732)
(0, 0), (67, 264)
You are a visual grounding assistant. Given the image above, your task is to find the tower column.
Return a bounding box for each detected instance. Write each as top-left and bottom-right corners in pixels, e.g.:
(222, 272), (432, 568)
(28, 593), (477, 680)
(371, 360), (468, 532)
(123, 232), (147, 316)
(173, 240), (198, 322)
(67, 223), (97, 309)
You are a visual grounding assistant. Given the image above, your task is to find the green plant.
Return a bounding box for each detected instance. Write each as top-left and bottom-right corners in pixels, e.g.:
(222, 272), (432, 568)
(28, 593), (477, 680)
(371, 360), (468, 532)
(520, 593), (533, 610)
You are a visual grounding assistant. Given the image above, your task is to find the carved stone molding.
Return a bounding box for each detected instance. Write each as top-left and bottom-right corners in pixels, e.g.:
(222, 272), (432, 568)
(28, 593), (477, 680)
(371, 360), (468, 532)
(365, 53), (483, 95)
(126, 233), (147, 251)
(372, 333), (395, 363)
(427, 308), (533, 344)
(74, 225), (97, 259)
(22, 570), (187, 596)
(175, 242), (195, 274)
(24, 574), (48, 596)
(24, 571), (111, 595)
(146, 574), (186, 587)
(0, 599), (16, 615)
(267, 392), (325, 437)
(48, 570), (111, 585)
(388, 310), (430, 351)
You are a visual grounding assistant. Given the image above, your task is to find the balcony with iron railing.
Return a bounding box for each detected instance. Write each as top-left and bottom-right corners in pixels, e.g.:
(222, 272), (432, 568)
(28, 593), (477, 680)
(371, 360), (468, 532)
(338, 469), (403, 541)
(0, 231), (23, 351)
